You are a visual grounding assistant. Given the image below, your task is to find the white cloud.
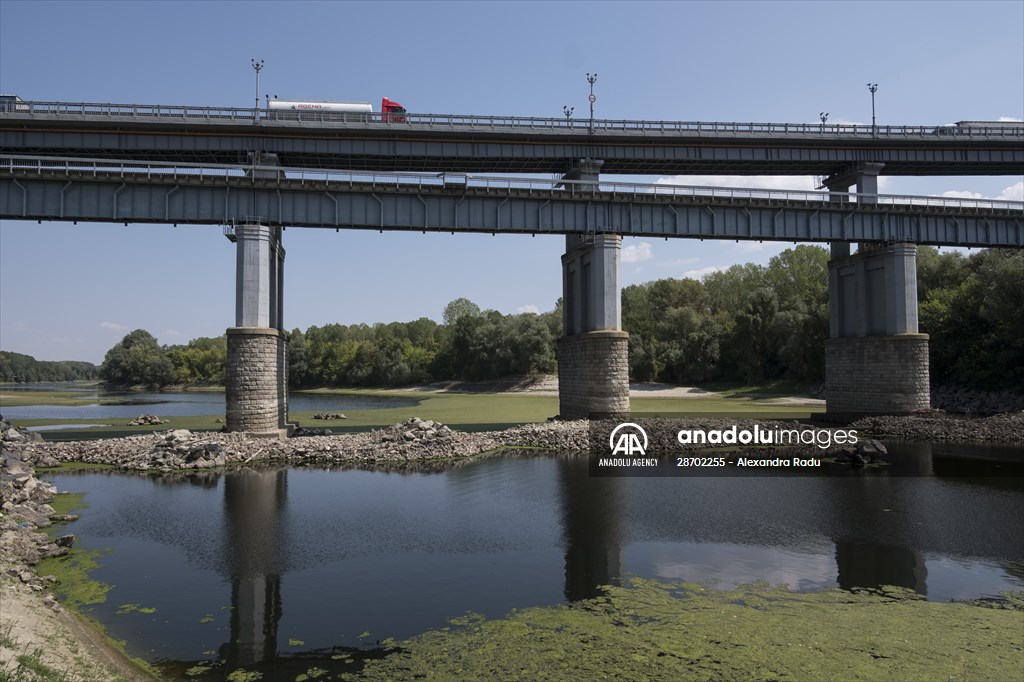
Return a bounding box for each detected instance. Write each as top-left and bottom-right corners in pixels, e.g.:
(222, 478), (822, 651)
(161, 329), (183, 338)
(516, 304), (540, 315)
(997, 117), (1024, 123)
(99, 321), (130, 331)
(939, 180), (1023, 202)
(622, 241), (654, 263)
(682, 265), (728, 280)
(656, 175), (817, 191)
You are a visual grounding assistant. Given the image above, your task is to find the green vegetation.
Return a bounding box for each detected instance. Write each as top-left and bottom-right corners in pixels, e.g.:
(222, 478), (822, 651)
(78, 245), (1021, 394)
(918, 246), (1024, 390)
(0, 351), (97, 384)
(344, 579), (1024, 681)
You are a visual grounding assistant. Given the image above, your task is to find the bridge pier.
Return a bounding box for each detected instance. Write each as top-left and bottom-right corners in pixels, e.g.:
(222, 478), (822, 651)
(823, 165), (930, 417)
(557, 160), (630, 420)
(226, 223), (292, 436)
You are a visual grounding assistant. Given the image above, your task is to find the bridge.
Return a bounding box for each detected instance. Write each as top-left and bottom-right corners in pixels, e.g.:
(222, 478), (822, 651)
(3, 101), (1023, 433)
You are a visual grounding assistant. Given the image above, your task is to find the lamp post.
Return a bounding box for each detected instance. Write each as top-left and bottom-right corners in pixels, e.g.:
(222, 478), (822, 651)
(252, 59), (264, 123)
(866, 83), (878, 136)
(586, 72), (597, 135)
(563, 106), (574, 125)
(819, 112), (829, 124)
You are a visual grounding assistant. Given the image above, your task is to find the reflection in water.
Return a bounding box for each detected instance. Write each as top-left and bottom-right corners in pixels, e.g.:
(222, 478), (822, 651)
(220, 469), (287, 668)
(835, 541), (928, 595)
(559, 456), (623, 601)
(41, 444), (1023, 680)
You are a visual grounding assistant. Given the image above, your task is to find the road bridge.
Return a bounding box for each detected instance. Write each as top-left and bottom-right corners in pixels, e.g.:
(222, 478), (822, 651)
(3, 100), (1023, 430)
(2, 101), (1023, 175)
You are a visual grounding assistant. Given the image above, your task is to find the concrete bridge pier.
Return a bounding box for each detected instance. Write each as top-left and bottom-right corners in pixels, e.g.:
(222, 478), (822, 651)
(226, 222), (292, 436)
(823, 165), (930, 417)
(557, 160), (630, 420)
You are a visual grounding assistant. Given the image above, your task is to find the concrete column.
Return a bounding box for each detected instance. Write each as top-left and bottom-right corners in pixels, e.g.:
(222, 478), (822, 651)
(822, 164), (929, 417)
(227, 222), (291, 436)
(557, 159), (630, 420)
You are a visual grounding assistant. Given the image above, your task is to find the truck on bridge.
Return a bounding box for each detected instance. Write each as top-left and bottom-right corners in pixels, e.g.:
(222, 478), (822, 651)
(265, 96), (406, 122)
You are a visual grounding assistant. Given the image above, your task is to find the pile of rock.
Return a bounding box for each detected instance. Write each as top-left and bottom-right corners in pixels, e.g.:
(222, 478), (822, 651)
(141, 429), (234, 470)
(128, 414), (168, 426)
(850, 411), (1024, 443)
(312, 413), (347, 421)
(1, 417), (43, 444)
(1, 431), (75, 592)
(930, 386), (1024, 414)
(379, 417), (453, 444)
(833, 439), (888, 466)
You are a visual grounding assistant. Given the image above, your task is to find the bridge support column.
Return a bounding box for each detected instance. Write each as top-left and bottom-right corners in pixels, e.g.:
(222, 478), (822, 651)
(226, 223), (292, 436)
(557, 160), (630, 419)
(822, 167), (929, 416)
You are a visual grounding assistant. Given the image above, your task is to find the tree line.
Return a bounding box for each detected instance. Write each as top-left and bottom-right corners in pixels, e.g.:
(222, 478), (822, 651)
(90, 245), (1022, 392)
(0, 351), (98, 383)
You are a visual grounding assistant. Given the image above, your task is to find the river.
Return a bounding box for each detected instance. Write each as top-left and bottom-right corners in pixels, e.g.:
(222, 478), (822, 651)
(1, 385), (417, 421)
(41, 445), (1024, 681)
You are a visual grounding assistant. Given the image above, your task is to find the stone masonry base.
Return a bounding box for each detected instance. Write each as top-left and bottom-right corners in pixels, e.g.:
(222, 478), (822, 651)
(557, 331), (630, 420)
(226, 327), (290, 437)
(826, 334), (930, 417)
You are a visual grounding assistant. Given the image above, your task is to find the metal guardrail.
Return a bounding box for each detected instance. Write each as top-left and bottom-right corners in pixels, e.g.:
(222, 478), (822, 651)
(3, 101), (1023, 138)
(3, 155), (1022, 213)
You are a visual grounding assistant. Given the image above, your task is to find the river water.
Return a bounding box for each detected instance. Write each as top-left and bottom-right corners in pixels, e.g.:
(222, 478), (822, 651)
(42, 445), (1024, 680)
(1, 386), (417, 421)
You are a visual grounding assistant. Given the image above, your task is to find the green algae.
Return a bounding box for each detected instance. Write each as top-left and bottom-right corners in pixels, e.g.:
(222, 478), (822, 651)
(115, 603), (157, 615)
(344, 579), (1024, 681)
(46, 491), (87, 519)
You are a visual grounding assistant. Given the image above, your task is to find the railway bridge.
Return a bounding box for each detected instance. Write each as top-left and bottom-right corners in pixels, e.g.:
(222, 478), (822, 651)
(2, 101), (1022, 433)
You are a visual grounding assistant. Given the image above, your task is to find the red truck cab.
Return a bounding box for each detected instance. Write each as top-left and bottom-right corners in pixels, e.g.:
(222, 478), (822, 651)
(381, 97), (407, 123)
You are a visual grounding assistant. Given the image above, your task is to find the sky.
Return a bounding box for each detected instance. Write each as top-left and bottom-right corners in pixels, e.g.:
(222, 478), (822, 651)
(1, 0), (1022, 364)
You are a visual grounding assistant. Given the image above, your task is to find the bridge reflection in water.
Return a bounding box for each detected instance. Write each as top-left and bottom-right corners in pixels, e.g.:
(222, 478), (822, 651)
(179, 445), (1021, 674)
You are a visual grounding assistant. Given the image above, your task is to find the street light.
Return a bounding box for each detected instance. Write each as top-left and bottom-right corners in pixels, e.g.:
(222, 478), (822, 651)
(252, 59), (264, 123)
(586, 72), (597, 134)
(819, 112), (829, 124)
(866, 83), (878, 135)
(563, 106), (574, 124)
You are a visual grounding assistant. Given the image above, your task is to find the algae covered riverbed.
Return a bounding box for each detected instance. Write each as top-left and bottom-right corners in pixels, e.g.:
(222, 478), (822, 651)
(347, 579), (1024, 681)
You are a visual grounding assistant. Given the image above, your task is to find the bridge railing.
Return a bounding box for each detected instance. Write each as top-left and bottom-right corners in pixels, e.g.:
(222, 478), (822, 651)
(2, 155), (1022, 213)
(3, 101), (1023, 138)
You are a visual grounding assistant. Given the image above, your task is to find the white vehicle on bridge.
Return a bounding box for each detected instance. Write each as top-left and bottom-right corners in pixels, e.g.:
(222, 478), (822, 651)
(265, 97), (406, 122)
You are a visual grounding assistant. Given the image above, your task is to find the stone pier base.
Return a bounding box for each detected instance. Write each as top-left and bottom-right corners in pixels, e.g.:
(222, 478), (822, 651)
(557, 331), (630, 420)
(825, 334), (930, 417)
(226, 327), (291, 437)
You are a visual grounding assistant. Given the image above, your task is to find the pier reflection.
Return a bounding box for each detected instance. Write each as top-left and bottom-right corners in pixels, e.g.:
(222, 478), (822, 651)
(559, 456), (624, 601)
(219, 468), (287, 668)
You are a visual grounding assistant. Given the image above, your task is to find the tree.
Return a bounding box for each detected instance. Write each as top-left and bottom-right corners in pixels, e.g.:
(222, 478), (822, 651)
(442, 298), (481, 326)
(100, 329), (175, 387)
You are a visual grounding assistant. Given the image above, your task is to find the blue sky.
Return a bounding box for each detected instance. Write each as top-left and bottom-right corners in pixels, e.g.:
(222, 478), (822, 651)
(1, 0), (1022, 363)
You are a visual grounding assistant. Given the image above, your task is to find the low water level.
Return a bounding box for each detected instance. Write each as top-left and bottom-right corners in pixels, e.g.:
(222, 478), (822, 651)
(1, 388), (417, 420)
(44, 444), (1023, 680)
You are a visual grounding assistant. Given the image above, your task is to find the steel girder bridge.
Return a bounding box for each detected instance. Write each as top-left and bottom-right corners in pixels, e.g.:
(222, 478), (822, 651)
(1, 156), (1021, 247)
(1, 100), (1023, 175)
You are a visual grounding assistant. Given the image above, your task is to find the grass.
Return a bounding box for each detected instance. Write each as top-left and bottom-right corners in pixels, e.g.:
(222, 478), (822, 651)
(5, 387), (823, 442)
